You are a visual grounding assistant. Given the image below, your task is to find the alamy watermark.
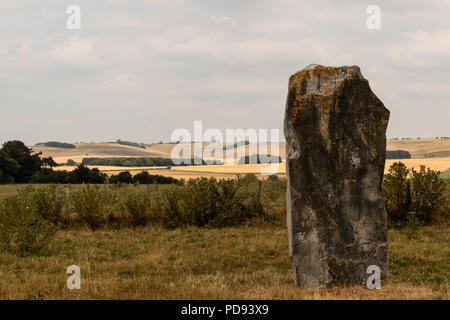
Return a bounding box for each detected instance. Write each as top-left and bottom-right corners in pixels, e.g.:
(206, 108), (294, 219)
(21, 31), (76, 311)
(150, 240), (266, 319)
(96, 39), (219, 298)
(66, 5), (81, 30)
(67, 265), (81, 290)
(366, 265), (381, 289)
(366, 5), (381, 30)
(170, 121), (281, 175)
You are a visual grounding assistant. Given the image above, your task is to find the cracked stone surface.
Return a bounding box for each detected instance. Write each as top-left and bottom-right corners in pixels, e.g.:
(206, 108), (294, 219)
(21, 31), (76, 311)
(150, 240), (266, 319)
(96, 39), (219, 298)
(284, 64), (390, 288)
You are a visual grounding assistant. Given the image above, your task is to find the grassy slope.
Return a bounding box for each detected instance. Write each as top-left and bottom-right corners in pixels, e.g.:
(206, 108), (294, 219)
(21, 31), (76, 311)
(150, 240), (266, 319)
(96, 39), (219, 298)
(0, 224), (448, 300)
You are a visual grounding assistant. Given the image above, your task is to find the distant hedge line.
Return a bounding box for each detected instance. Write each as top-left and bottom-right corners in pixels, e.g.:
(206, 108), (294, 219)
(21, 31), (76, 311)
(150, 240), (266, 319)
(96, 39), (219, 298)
(223, 140), (250, 150)
(81, 157), (221, 167)
(386, 150), (411, 159)
(113, 139), (146, 149)
(35, 142), (76, 149)
(238, 155), (282, 164)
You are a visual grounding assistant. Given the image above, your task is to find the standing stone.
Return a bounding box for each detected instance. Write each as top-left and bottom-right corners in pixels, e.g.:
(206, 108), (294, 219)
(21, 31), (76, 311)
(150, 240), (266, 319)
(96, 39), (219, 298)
(284, 64), (390, 288)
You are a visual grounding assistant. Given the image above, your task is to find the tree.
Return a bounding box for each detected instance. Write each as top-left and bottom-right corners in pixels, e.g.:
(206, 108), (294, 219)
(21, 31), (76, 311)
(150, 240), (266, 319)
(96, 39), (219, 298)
(71, 164), (91, 183)
(132, 171), (152, 184)
(42, 157), (57, 169)
(1, 141), (42, 183)
(87, 168), (107, 184)
(0, 150), (19, 183)
(109, 171), (133, 184)
(131, 171), (178, 184)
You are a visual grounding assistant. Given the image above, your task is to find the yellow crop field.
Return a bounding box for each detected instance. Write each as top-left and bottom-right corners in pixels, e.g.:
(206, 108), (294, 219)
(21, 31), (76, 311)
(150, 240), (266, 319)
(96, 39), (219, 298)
(55, 158), (449, 180)
(385, 157), (450, 173)
(32, 139), (449, 163)
(387, 138), (450, 158)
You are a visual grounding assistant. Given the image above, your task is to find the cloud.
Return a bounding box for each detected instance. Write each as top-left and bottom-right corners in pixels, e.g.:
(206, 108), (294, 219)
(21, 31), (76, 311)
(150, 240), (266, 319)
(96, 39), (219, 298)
(386, 29), (450, 67)
(402, 82), (450, 98)
(97, 12), (145, 29)
(0, 0), (36, 11)
(0, 0), (449, 144)
(52, 36), (99, 66)
(210, 16), (237, 26)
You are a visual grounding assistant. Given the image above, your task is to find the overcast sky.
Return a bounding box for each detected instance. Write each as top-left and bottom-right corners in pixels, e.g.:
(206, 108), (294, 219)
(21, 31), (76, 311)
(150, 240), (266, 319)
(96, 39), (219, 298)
(1, 0), (449, 145)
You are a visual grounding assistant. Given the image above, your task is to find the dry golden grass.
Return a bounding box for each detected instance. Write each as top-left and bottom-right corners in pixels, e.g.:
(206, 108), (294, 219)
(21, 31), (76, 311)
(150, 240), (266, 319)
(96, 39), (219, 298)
(0, 224), (448, 300)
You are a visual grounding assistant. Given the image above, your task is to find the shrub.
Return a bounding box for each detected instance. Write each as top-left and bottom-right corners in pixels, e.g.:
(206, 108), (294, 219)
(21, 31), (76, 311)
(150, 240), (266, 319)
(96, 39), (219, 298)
(210, 179), (258, 227)
(158, 186), (184, 229)
(244, 173), (257, 183)
(123, 190), (150, 226)
(0, 192), (58, 256)
(158, 178), (265, 228)
(383, 162), (447, 227)
(410, 165), (446, 224)
(183, 178), (220, 227)
(32, 186), (64, 225)
(72, 185), (104, 230)
(383, 162), (411, 224)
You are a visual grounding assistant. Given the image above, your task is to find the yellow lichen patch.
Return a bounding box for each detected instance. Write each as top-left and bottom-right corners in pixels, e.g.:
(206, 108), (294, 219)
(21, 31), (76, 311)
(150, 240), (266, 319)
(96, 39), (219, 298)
(296, 96), (304, 104)
(290, 96), (308, 122)
(291, 106), (301, 121)
(312, 65), (337, 76)
(289, 69), (311, 86)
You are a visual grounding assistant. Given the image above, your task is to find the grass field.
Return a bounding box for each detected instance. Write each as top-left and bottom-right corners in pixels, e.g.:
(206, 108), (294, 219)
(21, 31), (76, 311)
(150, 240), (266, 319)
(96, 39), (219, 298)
(441, 170), (450, 179)
(0, 178), (448, 300)
(0, 224), (448, 299)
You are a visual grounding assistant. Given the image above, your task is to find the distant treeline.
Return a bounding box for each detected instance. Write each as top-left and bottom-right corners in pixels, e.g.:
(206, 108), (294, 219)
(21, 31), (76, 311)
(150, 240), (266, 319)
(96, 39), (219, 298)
(35, 141), (76, 149)
(223, 140), (250, 150)
(109, 171), (178, 184)
(0, 140), (178, 185)
(238, 155), (282, 164)
(33, 166), (178, 185)
(82, 157), (222, 167)
(113, 139), (146, 149)
(33, 165), (107, 184)
(386, 150), (411, 159)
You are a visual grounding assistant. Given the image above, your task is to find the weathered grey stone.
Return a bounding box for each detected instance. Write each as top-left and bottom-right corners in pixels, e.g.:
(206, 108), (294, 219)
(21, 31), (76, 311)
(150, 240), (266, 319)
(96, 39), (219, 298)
(284, 64), (390, 288)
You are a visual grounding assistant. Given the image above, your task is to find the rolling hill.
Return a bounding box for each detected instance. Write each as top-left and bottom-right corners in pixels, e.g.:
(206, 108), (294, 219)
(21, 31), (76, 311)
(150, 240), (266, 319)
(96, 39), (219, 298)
(32, 138), (450, 178)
